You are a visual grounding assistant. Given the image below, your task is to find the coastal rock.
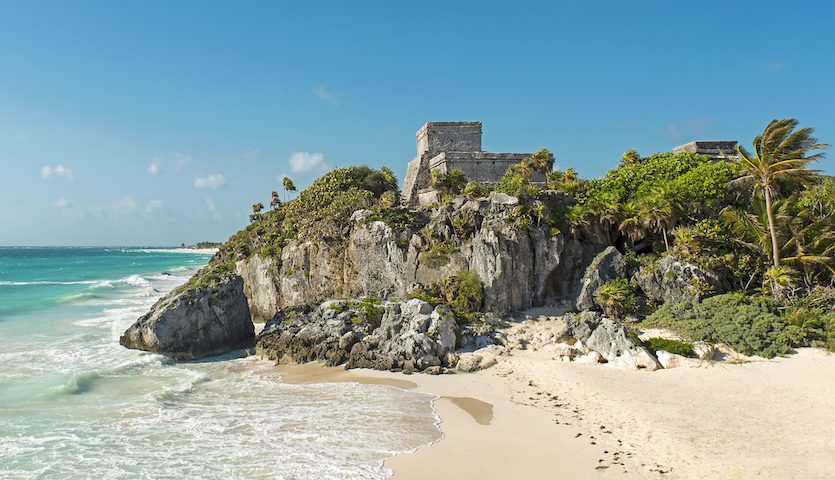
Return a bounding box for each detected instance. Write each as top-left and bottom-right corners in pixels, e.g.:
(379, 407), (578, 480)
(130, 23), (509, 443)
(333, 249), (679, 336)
(234, 193), (606, 318)
(634, 255), (722, 305)
(575, 246), (626, 311)
(235, 255), (280, 323)
(256, 298), (461, 373)
(504, 311), (661, 370)
(119, 274), (253, 360)
(692, 341), (716, 361)
(456, 348), (500, 372)
(656, 351), (704, 369)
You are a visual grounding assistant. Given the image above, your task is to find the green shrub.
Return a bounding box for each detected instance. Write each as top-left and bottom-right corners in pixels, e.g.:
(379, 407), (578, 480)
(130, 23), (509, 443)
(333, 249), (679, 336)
(642, 293), (795, 358)
(421, 241), (458, 268)
(642, 338), (695, 357)
(463, 181), (489, 198)
(594, 278), (637, 318)
(408, 271), (484, 324)
(431, 169), (468, 197)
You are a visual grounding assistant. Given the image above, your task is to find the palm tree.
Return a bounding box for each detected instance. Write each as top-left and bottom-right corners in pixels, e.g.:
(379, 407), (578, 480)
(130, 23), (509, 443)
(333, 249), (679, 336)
(282, 177), (297, 201)
(524, 148), (555, 176)
(618, 201), (645, 246)
(735, 118), (828, 267)
(620, 149), (640, 166)
(722, 195), (835, 282)
(270, 191), (281, 210)
(250, 202), (264, 222)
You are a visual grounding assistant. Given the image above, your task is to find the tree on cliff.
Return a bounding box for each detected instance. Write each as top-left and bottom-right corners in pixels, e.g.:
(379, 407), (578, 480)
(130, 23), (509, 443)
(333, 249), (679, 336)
(431, 169), (467, 198)
(250, 202), (264, 222)
(270, 191), (282, 210)
(525, 148), (555, 175)
(283, 177), (297, 201)
(734, 118), (827, 267)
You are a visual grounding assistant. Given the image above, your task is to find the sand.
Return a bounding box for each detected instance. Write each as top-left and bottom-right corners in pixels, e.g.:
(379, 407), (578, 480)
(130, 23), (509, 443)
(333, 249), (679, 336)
(276, 347), (835, 480)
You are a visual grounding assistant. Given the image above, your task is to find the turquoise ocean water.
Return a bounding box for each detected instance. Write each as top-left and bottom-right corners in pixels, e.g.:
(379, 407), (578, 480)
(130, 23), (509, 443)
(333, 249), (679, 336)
(0, 247), (439, 479)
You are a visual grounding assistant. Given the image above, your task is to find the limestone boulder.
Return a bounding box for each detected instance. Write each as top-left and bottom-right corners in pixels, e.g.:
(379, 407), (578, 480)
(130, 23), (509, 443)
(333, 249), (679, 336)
(575, 246), (627, 311)
(634, 255), (723, 305)
(656, 351), (704, 369)
(120, 274), (253, 360)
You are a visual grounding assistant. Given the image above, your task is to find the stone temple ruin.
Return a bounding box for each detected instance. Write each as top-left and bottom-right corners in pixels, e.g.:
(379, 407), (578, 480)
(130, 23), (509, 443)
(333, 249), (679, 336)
(401, 121), (739, 205)
(672, 141), (738, 161)
(402, 122), (531, 205)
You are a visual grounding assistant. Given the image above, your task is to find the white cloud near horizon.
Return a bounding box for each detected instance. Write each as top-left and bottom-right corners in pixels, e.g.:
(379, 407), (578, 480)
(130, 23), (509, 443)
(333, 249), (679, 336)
(289, 151), (330, 173)
(52, 198), (69, 209)
(144, 199), (164, 215)
(41, 164), (74, 182)
(194, 174), (227, 189)
(148, 162), (160, 174)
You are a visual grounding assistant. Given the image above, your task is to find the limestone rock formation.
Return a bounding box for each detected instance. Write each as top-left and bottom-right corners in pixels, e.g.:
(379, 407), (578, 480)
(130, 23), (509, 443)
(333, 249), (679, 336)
(634, 255), (722, 305)
(232, 193), (606, 320)
(503, 311), (661, 370)
(119, 274), (253, 360)
(575, 246), (626, 311)
(256, 298), (464, 373)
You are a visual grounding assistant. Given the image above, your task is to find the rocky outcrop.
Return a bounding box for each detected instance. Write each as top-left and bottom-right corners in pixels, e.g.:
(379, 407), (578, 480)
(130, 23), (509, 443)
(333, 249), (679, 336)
(503, 311), (661, 370)
(235, 255), (279, 324)
(256, 298), (463, 373)
(119, 274), (253, 360)
(634, 255), (722, 305)
(575, 246), (626, 310)
(234, 193), (607, 320)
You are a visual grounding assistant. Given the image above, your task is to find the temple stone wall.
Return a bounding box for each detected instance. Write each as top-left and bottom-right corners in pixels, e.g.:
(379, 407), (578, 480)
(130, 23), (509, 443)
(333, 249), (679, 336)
(672, 141), (738, 161)
(403, 121), (532, 205)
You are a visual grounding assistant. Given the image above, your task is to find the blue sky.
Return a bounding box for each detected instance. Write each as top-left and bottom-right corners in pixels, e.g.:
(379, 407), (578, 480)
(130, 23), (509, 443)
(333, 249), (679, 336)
(1, 0), (833, 246)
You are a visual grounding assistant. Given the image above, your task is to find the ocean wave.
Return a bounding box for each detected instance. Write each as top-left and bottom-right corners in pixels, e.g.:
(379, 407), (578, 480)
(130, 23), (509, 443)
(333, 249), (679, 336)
(48, 371), (101, 396)
(0, 280), (99, 286)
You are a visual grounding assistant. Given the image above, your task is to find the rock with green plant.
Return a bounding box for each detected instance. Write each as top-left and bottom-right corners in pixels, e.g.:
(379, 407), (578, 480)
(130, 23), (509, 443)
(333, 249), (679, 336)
(576, 246), (627, 311)
(256, 297), (466, 373)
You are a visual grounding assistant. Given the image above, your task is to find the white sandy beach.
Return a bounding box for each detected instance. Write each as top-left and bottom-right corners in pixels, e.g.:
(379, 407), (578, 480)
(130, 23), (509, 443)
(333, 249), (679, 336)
(278, 347), (835, 480)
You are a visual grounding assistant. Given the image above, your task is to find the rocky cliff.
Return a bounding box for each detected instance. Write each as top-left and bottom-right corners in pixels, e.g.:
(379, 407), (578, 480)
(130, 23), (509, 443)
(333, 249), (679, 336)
(233, 193), (606, 323)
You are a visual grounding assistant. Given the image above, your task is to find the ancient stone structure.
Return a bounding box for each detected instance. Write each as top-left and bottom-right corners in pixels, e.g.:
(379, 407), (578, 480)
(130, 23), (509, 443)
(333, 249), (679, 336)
(672, 141), (738, 161)
(402, 121), (531, 205)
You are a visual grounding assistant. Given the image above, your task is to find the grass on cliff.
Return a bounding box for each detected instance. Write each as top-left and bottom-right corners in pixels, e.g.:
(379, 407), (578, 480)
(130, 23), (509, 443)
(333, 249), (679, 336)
(216, 166), (398, 262)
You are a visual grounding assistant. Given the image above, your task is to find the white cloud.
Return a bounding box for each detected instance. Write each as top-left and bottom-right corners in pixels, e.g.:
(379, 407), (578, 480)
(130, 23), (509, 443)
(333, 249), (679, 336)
(312, 85), (334, 100)
(111, 196), (137, 214)
(312, 85), (347, 106)
(148, 152), (189, 175)
(144, 199), (164, 215)
(205, 197), (222, 222)
(194, 174), (227, 189)
(289, 151), (330, 173)
(52, 198), (69, 209)
(244, 147), (259, 160)
(41, 164), (74, 182)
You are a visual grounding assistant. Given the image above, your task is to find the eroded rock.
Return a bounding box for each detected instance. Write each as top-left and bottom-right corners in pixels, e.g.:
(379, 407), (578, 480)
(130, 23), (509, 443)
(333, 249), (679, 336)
(119, 274), (253, 360)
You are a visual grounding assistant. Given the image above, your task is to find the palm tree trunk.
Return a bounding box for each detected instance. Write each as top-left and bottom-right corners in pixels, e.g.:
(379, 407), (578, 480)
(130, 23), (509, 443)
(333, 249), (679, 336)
(662, 227), (669, 251)
(763, 185), (781, 267)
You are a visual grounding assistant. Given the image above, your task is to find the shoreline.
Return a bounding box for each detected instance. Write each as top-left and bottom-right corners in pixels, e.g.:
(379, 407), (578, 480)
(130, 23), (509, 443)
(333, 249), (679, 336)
(275, 347), (835, 480)
(276, 363), (646, 480)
